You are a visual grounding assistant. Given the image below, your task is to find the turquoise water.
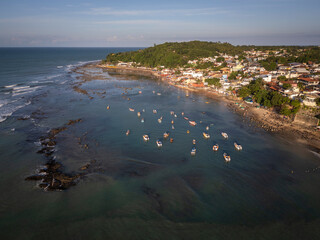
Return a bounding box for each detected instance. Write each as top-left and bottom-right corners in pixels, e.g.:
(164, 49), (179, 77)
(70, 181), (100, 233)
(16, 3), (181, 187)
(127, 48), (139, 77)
(0, 48), (320, 240)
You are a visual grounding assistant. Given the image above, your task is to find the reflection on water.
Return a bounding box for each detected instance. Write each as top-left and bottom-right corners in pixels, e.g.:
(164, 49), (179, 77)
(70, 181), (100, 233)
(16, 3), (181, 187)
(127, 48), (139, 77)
(0, 64), (320, 239)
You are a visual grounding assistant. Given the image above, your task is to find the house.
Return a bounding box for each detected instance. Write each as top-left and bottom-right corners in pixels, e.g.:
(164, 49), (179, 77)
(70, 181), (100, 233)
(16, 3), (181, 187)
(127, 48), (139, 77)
(303, 95), (318, 107)
(299, 77), (319, 86)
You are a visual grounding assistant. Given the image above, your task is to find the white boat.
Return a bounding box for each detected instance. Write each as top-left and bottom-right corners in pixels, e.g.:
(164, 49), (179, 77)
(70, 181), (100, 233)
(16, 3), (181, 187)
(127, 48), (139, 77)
(191, 147), (196, 156)
(143, 134), (150, 141)
(163, 132), (169, 139)
(170, 111), (174, 115)
(184, 117), (189, 121)
(234, 142), (243, 150)
(141, 118), (145, 123)
(189, 121), (196, 126)
(156, 140), (162, 147)
(152, 91), (155, 94)
(206, 126), (209, 131)
(153, 109), (157, 114)
(202, 132), (210, 139)
(157, 93), (161, 96)
(221, 132), (228, 139)
(172, 125), (175, 130)
(137, 112), (141, 117)
(212, 144), (219, 151)
(223, 153), (231, 162)
(142, 109), (145, 112)
(158, 118), (162, 123)
(174, 114), (177, 118)
(126, 130), (130, 136)
(129, 108), (135, 112)
(192, 139), (196, 145)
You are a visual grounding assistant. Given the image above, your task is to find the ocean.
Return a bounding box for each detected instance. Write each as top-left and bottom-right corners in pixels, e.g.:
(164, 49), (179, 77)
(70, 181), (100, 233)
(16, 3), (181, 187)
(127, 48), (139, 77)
(0, 48), (319, 240)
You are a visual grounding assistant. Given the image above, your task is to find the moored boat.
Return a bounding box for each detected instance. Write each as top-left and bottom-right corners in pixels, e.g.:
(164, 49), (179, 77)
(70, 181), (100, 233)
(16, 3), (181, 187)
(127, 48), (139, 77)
(221, 132), (228, 139)
(234, 142), (243, 150)
(143, 134), (150, 141)
(163, 132), (169, 139)
(184, 117), (189, 120)
(223, 153), (231, 162)
(189, 121), (196, 126)
(212, 144), (219, 151)
(206, 126), (209, 131)
(106, 105), (110, 110)
(126, 130), (130, 136)
(192, 139), (196, 145)
(170, 138), (174, 143)
(191, 146), (196, 155)
(129, 108), (135, 112)
(137, 112), (141, 117)
(172, 125), (175, 130)
(156, 139), (162, 147)
(170, 111), (174, 115)
(141, 118), (144, 123)
(158, 118), (162, 123)
(202, 132), (210, 139)
(153, 109), (157, 114)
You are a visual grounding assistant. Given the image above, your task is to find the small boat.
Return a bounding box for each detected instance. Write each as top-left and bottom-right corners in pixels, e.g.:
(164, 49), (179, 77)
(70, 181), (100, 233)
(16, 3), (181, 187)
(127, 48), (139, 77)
(223, 153), (231, 162)
(139, 91), (142, 94)
(212, 144), (219, 151)
(171, 120), (174, 124)
(143, 134), (150, 141)
(184, 117), (189, 121)
(152, 91), (155, 94)
(191, 147), (196, 156)
(187, 130), (190, 134)
(106, 105), (110, 110)
(172, 125), (175, 130)
(158, 118), (162, 123)
(170, 111), (174, 115)
(156, 140), (162, 147)
(234, 142), (242, 150)
(141, 118), (144, 123)
(203, 132), (210, 139)
(163, 132), (169, 139)
(206, 126), (209, 131)
(126, 130), (130, 136)
(174, 114), (177, 118)
(170, 138), (174, 143)
(137, 112), (141, 117)
(157, 93), (161, 96)
(221, 132), (228, 139)
(189, 121), (196, 126)
(142, 109), (145, 112)
(129, 108), (135, 112)
(181, 112), (184, 116)
(153, 109), (157, 114)
(192, 139), (196, 145)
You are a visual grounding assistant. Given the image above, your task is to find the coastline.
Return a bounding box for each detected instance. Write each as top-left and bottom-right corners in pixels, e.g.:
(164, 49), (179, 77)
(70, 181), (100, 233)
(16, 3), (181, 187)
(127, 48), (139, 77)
(95, 63), (320, 152)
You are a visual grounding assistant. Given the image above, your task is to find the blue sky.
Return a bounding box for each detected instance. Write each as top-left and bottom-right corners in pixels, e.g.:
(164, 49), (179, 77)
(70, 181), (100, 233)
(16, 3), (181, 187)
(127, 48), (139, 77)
(0, 0), (319, 47)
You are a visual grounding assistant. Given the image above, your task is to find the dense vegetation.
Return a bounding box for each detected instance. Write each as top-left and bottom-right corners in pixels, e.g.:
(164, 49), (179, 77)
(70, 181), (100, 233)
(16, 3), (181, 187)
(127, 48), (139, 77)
(105, 41), (320, 68)
(237, 78), (300, 115)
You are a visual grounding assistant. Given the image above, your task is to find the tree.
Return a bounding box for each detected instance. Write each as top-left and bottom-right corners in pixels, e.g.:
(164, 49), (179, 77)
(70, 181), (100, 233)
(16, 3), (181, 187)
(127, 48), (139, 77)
(238, 87), (251, 98)
(282, 83), (291, 89)
(205, 78), (221, 88)
(228, 71), (238, 80)
(298, 82), (305, 91)
(277, 76), (287, 81)
(280, 105), (291, 116)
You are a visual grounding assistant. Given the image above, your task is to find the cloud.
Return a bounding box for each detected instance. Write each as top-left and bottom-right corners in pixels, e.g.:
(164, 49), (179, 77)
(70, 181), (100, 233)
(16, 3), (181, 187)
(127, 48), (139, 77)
(82, 7), (230, 16)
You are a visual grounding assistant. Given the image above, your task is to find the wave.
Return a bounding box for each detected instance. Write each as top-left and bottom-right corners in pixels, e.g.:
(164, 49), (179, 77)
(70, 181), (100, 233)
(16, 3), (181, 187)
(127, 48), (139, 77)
(4, 84), (17, 88)
(65, 60), (100, 72)
(0, 101), (31, 123)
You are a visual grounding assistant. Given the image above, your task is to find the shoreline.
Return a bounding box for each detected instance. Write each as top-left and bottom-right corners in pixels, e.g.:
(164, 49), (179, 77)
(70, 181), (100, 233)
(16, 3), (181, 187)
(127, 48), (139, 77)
(94, 63), (320, 152)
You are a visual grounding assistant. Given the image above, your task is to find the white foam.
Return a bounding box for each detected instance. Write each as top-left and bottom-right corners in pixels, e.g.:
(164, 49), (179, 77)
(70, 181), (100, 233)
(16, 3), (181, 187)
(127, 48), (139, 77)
(13, 86), (30, 91)
(4, 84), (17, 88)
(57, 66), (63, 69)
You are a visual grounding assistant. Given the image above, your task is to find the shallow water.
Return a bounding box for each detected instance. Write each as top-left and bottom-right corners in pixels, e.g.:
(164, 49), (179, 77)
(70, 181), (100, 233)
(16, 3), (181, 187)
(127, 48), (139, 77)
(0, 48), (320, 240)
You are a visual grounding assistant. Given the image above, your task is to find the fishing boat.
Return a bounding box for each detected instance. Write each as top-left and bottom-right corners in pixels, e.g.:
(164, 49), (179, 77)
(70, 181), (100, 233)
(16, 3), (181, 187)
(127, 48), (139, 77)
(189, 121), (196, 126)
(163, 132), (169, 139)
(170, 111), (174, 115)
(153, 109), (157, 114)
(191, 147), (196, 156)
(212, 144), (219, 151)
(157, 93), (161, 96)
(158, 118), (162, 123)
(156, 140), (162, 147)
(126, 130), (130, 136)
(170, 138), (174, 143)
(193, 139), (196, 145)
(223, 153), (231, 162)
(172, 125), (175, 130)
(143, 134), (150, 141)
(171, 120), (174, 124)
(141, 118), (145, 123)
(184, 117), (189, 121)
(234, 142), (243, 150)
(142, 109), (145, 112)
(203, 132), (210, 139)
(129, 108), (135, 112)
(106, 105), (110, 110)
(187, 130), (190, 134)
(174, 114), (177, 118)
(137, 112), (141, 117)
(139, 91), (142, 94)
(181, 112), (184, 116)
(152, 91), (155, 94)
(221, 132), (228, 139)
(206, 126), (209, 131)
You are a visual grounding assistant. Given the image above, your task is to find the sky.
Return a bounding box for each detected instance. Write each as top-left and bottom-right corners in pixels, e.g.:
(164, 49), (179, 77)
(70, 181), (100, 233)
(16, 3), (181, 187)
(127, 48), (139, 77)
(0, 0), (319, 47)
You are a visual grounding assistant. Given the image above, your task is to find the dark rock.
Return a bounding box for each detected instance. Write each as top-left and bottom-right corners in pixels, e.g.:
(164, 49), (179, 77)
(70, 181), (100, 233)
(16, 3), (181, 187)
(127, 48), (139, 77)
(67, 119), (82, 125)
(25, 175), (44, 181)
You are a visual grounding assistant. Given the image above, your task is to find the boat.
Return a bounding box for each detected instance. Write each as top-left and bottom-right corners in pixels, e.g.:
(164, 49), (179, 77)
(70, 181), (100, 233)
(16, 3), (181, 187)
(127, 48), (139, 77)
(141, 118), (145, 123)
(223, 153), (231, 162)
(172, 125), (175, 130)
(170, 111), (174, 115)
(137, 112), (141, 117)
(126, 130), (130, 136)
(174, 114), (177, 118)
(221, 132), (228, 139)
(158, 118), (162, 123)
(189, 121), (196, 126)
(191, 147), (196, 156)
(234, 142), (243, 150)
(143, 134), (150, 141)
(202, 132), (210, 139)
(156, 140), (162, 147)
(139, 91), (142, 94)
(152, 91), (155, 94)
(157, 93), (161, 96)
(212, 144), (219, 151)
(142, 109), (145, 112)
(187, 130), (190, 134)
(193, 139), (196, 145)
(181, 112), (184, 116)
(184, 117), (189, 121)
(170, 138), (174, 143)
(106, 105), (110, 110)
(206, 126), (209, 131)
(129, 108), (135, 112)
(163, 132), (169, 139)
(153, 109), (157, 114)
(171, 120), (174, 124)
